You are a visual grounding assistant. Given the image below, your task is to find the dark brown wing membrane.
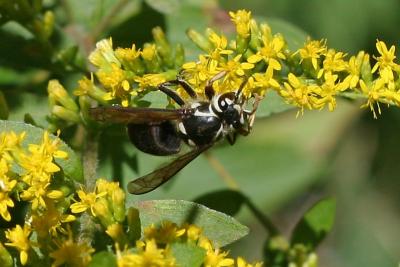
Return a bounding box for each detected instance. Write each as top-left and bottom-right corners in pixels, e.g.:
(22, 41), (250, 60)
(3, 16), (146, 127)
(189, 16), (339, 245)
(127, 145), (212, 194)
(90, 106), (193, 124)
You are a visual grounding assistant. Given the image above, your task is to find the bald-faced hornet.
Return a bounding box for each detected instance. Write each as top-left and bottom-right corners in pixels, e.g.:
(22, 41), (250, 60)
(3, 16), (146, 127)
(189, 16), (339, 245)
(90, 72), (260, 194)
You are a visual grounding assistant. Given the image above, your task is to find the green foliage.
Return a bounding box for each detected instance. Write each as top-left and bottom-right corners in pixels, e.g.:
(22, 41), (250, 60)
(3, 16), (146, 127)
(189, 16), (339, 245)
(88, 252), (117, 267)
(170, 242), (206, 267)
(131, 199), (249, 247)
(291, 198), (336, 249)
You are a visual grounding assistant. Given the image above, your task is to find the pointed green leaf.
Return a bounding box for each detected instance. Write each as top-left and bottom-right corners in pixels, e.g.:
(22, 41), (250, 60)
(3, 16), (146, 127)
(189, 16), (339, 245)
(171, 242), (206, 267)
(291, 197), (336, 249)
(193, 189), (245, 217)
(0, 120), (83, 182)
(127, 207), (142, 242)
(130, 199), (249, 247)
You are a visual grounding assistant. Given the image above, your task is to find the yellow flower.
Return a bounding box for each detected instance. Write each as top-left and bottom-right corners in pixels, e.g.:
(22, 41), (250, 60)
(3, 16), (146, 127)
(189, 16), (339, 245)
(317, 72), (349, 111)
(20, 181), (50, 210)
(318, 49), (348, 78)
(236, 257), (263, 267)
(106, 223), (125, 242)
(200, 237), (235, 267)
(47, 80), (79, 112)
(5, 224), (32, 265)
(117, 239), (175, 267)
(229, 10), (252, 38)
(115, 44), (141, 61)
(297, 38), (327, 70)
(182, 55), (219, 94)
(142, 44), (157, 61)
(0, 159), (16, 221)
(135, 73), (168, 91)
(0, 131), (25, 162)
(50, 231), (95, 267)
(181, 223), (202, 241)
(18, 131), (67, 181)
(359, 78), (387, 118)
(144, 221), (185, 244)
(70, 188), (106, 215)
(251, 70), (281, 95)
(218, 54), (254, 78)
(280, 73), (321, 116)
(344, 51), (368, 88)
(208, 30), (234, 59)
(31, 200), (75, 238)
(248, 30), (286, 74)
(15, 131), (67, 209)
(96, 63), (131, 106)
(89, 38), (120, 68)
(371, 40), (400, 82)
(74, 74), (109, 104)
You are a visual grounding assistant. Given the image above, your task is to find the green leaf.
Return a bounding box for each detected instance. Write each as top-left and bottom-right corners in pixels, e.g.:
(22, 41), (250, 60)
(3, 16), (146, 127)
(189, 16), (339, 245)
(145, 0), (181, 14)
(193, 189), (245, 217)
(291, 197), (336, 249)
(88, 251), (117, 267)
(0, 120), (83, 182)
(130, 199), (249, 247)
(127, 207), (142, 242)
(256, 90), (292, 118)
(171, 242), (206, 267)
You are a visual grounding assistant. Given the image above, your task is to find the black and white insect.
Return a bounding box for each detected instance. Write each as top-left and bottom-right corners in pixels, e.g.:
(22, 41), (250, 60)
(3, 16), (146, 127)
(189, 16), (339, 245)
(90, 72), (260, 194)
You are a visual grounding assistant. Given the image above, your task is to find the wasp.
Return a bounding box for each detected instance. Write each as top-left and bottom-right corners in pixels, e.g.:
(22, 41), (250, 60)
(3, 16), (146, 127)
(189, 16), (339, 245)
(90, 72), (260, 194)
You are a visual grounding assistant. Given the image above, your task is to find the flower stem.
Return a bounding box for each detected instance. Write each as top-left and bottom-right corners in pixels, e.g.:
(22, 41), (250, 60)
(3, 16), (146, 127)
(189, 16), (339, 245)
(83, 131), (99, 191)
(78, 130), (99, 242)
(243, 197), (279, 236)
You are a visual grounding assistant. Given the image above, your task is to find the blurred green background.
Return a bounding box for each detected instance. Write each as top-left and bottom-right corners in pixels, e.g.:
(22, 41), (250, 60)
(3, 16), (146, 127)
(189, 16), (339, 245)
(3, 0), (400, 266)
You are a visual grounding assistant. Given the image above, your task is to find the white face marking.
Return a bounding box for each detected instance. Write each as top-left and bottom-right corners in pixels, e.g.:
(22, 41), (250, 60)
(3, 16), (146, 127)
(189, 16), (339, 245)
(213, 96), (222, 113)
(225, 98), (233, 105)
(220, 100), (226, 107)
(188, 139), (196, 146)
(234, 104), (240, 111)
(178, 122), (187, 135)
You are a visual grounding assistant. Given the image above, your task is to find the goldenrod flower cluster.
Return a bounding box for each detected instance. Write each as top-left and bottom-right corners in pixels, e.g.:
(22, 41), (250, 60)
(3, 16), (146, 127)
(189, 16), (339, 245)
(0, 130), (76, 265)
(0, 131), (262, 266)
(74, 27), (184, 108)
(116, 221), (262, 267)
(47, 9), (400, 125)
